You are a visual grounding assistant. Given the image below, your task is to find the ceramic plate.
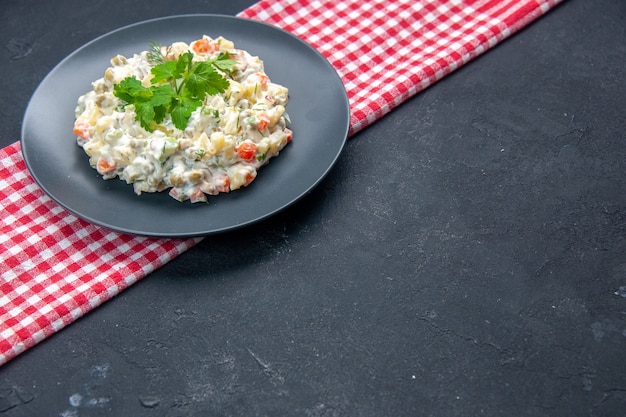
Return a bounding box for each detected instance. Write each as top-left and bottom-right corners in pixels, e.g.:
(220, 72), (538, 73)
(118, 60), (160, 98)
(21, 15), (349, 237)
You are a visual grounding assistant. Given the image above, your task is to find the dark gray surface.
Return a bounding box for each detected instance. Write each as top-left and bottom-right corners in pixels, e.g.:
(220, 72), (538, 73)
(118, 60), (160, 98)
(1, 0), (625, 416)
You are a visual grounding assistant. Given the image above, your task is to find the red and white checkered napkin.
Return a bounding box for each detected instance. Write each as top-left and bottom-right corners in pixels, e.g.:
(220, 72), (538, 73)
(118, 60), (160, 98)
(0, 0), (562, 365)
(240, 0), (563, 135)
(0, 143), (201, 364)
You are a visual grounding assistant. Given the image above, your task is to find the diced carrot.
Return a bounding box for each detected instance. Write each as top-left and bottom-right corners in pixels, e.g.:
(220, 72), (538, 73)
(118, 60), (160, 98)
(236, 141), (257, 161)
(245, 171), (256, 186)
(284, 128), (293, 143)
(191, 38), (209, 53)
(251, 73), (269, 86)
(73, 119), (91, 141)
(257, 114), (270, 131)
(191, 38), (217, 54)
(189, 188), (207, 203)
(96, 157), (117, 175)
(215, 174), (230, 193)
(169, 188), (183, 201)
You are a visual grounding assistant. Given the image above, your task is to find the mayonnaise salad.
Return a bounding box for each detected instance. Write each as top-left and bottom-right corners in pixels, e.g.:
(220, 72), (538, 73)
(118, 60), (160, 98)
(73, 36), (292, 203)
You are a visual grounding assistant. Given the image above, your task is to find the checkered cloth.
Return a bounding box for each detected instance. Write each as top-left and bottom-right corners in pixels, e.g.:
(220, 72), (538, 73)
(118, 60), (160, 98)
(240, 0), (563, 135)
(0, 0), (562, 365)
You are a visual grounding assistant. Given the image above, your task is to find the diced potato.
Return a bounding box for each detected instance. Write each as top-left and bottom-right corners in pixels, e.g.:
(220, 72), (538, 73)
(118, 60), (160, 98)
(221, 108), (241, 135)
(216, 36), (234, 50)
(229, 166), (255, 190)
(225, 81), (244, 105)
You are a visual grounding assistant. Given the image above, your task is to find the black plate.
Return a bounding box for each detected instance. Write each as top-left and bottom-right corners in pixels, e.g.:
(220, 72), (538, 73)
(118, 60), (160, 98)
(21, 15), (349, 237)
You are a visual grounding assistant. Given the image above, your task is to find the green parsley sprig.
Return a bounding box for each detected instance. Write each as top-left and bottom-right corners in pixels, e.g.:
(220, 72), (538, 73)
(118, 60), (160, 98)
(113, 48), (236, 132)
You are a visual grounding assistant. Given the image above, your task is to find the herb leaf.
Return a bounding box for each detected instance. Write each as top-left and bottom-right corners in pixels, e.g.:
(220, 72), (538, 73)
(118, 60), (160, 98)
(212, 52), (237, 73)
(113, 46), (231, 131)
(150, 84), (176, 106)
(187, 62), (229, 96)
(170, 95), (201, 129)
(113, 77), (149, 102)
(113, 77), (166, 131)
(150, 60), (179, 84)
(147, 42), (167, 65)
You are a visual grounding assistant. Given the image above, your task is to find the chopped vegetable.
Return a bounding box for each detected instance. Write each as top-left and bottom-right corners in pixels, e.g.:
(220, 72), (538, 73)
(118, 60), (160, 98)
(75, 36), (292, 203)
(236, 141), (257, 161)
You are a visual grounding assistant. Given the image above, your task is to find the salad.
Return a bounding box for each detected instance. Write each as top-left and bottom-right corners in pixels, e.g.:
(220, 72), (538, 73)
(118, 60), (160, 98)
(73, 36), (292, 203)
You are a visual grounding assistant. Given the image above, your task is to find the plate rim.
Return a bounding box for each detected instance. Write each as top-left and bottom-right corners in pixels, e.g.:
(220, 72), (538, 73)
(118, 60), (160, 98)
(21, 14), (350, 237)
